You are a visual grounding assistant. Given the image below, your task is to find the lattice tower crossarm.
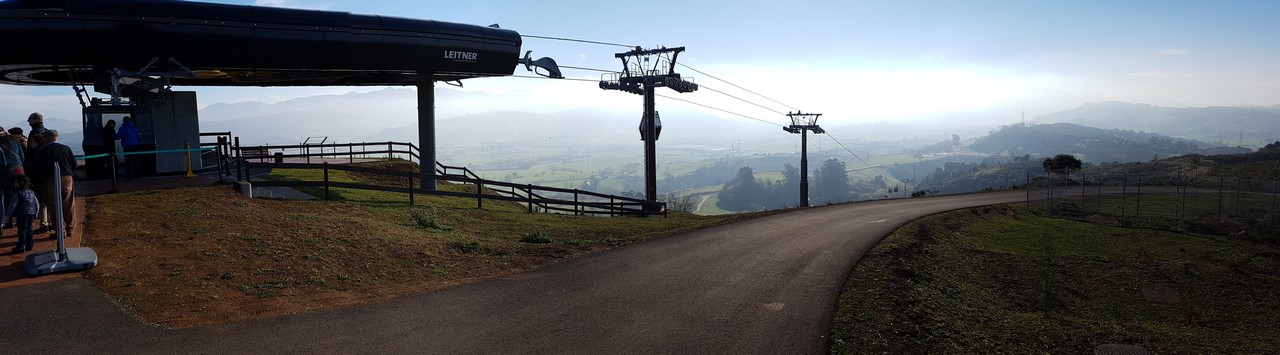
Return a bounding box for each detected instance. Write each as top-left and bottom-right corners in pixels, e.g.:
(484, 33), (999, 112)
(784, 111), (824, 207)
(599, 46), (698, 209)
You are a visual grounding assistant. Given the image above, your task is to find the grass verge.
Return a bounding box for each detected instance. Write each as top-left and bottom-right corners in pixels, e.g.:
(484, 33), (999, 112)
(83, 161), (760, 328)
(829, 204), (1280, 353)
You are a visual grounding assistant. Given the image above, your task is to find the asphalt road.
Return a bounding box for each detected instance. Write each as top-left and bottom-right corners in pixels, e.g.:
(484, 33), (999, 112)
(0, 190), (1029, 354)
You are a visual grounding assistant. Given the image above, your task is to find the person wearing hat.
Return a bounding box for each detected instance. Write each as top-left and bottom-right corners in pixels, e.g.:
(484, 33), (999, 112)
(7, 127), (26, 149)
(0, 127), (24, 165)
(26, 112), (49, 150)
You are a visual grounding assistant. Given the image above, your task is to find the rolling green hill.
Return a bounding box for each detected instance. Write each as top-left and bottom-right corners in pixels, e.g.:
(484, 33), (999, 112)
(968, 122), (1248, 163)
(917, 148), (1280, 195)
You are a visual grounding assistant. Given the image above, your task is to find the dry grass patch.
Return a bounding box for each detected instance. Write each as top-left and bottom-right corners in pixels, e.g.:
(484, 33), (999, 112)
(83, 183), (753, 328)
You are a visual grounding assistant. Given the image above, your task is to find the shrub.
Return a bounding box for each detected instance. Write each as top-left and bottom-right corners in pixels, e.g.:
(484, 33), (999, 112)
(519, 231), (553, 244)
(449, 240), (505, 255)
(410, 207), (452, 232)
(661, 192), (697, 213)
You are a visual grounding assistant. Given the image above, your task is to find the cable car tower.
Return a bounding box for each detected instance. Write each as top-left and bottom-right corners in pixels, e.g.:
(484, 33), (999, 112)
(600, 46), (698, 210)
(784, 111), (824, 207)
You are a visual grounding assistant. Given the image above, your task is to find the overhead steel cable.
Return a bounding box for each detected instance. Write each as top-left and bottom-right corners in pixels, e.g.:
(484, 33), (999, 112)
(655, 93), (784, 127)
(504, 74), (781, 127)
(822, 131), (878, 174)
(508, 74), (599, 82)
(506, 36), (799, 115)
(806, 139), (838, 161)
(478, 70), (885, 178)
(522, 34), (635, 48)
(559, 65), (619, 73)
(698, 84), (787, 116)
(505, 71), (788, 129)
(677, 63), (799, 112)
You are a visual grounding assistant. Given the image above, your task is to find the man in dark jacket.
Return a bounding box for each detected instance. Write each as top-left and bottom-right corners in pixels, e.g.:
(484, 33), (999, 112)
(98, 119), (117, 178)
(116, 116), (142, 180)
(24, 132), (48, 232)
(36, 130), (75, 236)
(26, 112), (49, 150)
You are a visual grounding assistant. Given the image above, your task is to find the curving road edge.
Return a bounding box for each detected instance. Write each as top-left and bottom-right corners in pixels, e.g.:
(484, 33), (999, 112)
(0, 190), (1030, 354)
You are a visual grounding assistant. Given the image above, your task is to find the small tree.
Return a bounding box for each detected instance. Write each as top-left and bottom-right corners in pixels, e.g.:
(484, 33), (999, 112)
(1042, 154), (1083, 179)
(661, 192), (697, 213)
(716, 167), (763, 211)
(813, 158), (852, 203)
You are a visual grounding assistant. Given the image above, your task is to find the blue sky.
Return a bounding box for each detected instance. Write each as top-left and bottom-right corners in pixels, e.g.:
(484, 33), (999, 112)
(3, 0), (1279, 126)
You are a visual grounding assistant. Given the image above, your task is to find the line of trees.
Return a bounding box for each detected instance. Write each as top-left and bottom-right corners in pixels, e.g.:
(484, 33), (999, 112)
(716, 158), (878, 211)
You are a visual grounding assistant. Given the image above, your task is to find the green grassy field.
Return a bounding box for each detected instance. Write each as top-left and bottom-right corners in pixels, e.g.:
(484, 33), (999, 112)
(694, 193), (733, 215)
(1037, 188), (1278, 243)
(830, 204), (1280, 353)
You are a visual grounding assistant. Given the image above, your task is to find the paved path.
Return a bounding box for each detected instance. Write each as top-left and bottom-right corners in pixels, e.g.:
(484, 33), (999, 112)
(0, 190), (1029, 354)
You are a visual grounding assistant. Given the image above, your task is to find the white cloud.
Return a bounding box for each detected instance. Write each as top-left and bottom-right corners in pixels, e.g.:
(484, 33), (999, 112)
(1157, 48), (1190, 56)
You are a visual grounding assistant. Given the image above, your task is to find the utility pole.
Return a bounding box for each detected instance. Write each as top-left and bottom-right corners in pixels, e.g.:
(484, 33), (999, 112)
(784, 111), (824, 207)
(600, 46), (697, 210)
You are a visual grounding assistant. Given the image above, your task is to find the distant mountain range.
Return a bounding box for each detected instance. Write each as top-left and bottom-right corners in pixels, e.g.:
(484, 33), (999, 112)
(967, 122), (1250, 163)
(913, 116), (1273, 194)
(1034, 101), (1280, 147)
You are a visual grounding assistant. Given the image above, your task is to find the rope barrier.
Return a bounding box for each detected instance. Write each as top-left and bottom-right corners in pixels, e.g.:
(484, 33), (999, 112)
(74, 147), (215, 161)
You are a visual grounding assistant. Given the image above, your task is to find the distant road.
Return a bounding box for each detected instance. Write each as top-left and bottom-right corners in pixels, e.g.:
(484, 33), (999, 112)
(1, 190), (1029, 354)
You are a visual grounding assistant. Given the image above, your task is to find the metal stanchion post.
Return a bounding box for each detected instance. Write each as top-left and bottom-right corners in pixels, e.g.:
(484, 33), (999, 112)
(216, 136), (227, 182)
(234, 137), (243, 181)
(109, 151), (119, 193)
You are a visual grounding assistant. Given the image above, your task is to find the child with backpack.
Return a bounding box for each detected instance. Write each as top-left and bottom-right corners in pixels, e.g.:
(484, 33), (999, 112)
(7, 176), (38, 253)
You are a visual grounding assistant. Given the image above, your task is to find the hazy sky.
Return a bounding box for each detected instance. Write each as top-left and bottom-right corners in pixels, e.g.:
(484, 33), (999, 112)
(3, 0), (1279, 126)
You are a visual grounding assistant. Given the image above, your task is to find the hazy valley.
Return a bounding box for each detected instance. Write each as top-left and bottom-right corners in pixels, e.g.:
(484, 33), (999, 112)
(173, 88), (1279, 214)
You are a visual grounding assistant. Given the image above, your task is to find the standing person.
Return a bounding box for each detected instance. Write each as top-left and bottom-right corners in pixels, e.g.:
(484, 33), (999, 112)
(116, 116), (142, 180)
(100, 119), (118, 178)
(0, 127), (21, 229)
(6, 176), (38, 253)
(7, 127), (27, 150)
(0, 127), (25, 173)
(36, 130), (75, 237)
(25, 132), (49, 233)
(25, 113), (50, 231)
(0, 128), (24, 167)
(26, 112), (49, 150)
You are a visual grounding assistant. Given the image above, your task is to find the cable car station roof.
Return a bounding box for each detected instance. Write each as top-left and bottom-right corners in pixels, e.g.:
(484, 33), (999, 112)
(0, 0), (521, 88)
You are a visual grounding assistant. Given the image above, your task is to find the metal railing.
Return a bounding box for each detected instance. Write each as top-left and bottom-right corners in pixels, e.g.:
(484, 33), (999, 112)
(245, 162), (663, 216)
(232, 140), (420, 164)
(230, 141), (666, 216)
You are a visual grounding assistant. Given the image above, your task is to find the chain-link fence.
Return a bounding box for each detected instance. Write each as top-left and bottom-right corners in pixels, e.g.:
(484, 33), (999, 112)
(1026, 172), (1279, 242)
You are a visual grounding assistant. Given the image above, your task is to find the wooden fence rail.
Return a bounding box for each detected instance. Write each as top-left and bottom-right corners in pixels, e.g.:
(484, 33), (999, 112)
(244, 161), (666, 217)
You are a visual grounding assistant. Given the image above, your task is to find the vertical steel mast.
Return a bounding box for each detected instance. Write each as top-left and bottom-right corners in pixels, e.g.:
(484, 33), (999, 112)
(600, 47), (697, 209)
(784, 112), (824, 207)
